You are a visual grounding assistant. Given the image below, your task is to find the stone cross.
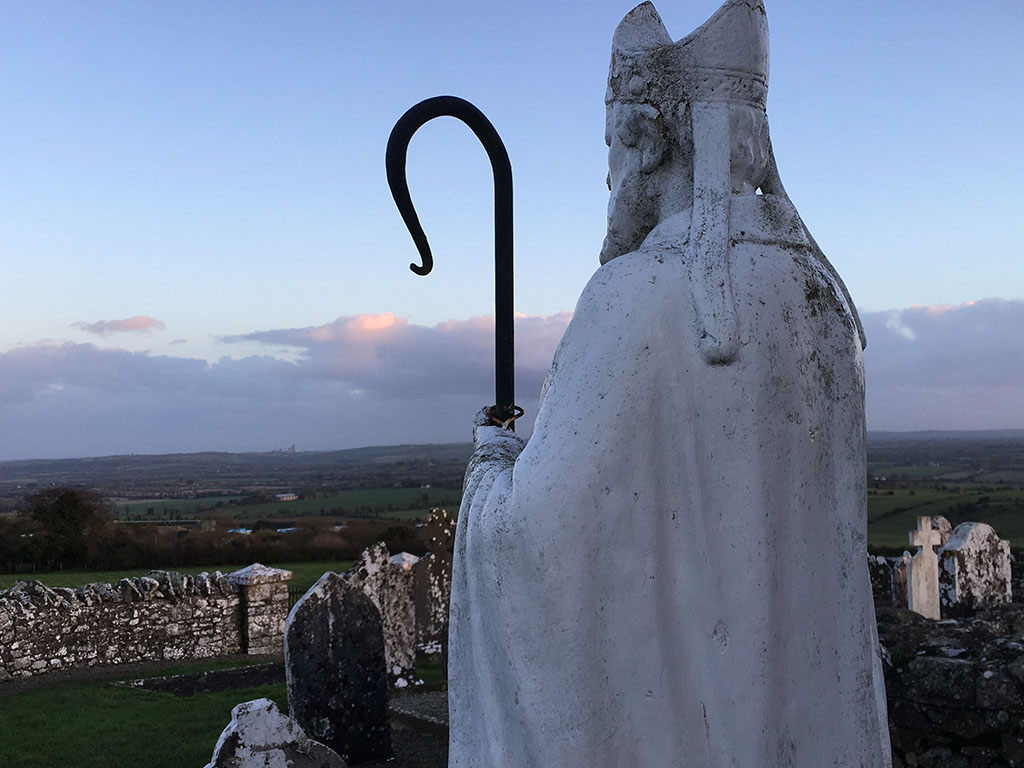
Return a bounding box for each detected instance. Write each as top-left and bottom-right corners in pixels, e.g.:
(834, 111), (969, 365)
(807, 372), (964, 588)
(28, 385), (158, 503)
(907, 516), (942, 620)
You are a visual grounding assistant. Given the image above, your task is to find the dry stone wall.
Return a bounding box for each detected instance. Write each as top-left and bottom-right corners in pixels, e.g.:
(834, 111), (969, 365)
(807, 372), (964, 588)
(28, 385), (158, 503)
(0, 563), (290, 682)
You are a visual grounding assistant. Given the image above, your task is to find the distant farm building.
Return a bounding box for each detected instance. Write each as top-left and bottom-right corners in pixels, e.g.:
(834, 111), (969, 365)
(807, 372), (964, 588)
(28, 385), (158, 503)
(274, 493), (298, 502)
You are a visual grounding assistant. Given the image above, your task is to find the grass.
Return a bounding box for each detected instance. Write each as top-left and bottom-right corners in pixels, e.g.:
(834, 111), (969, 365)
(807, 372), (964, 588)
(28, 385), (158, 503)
(867, 488), (1024, 548)
(117, 495), (244, 517)
(0, 657), (444, 767)
(116, 488), (463, 523)
(0, 559), (354, 593)
(0, 665), (287, 768)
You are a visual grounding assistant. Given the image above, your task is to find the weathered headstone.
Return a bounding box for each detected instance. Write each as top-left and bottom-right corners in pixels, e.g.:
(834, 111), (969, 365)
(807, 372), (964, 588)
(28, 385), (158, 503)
(204, 697), (347, 768)
(891, 551), (912, 609)
(285, 572), (391, 764)
(891, 515), (952, 608)
(345, 542), (417, 687)
(413, 508), (456, 660)
(939, 522), (1012, 615)
(907, 516), (942, 620)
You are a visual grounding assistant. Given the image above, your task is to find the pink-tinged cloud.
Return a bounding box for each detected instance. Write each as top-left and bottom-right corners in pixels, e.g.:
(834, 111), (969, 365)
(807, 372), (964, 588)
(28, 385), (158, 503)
(1, 302), (1021, 460)
(221, 311), (574, 400)
(73, 315), (167, 336)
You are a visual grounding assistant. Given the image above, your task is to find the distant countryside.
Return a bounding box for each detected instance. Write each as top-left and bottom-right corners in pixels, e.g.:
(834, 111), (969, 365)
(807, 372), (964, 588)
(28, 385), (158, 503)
(1, 433), (1024, 586)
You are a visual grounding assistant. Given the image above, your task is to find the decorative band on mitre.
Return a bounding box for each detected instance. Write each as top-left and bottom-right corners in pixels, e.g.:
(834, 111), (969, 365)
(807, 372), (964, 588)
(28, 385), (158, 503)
(607, 1), (770, 111)
(607, 58), (767, 109)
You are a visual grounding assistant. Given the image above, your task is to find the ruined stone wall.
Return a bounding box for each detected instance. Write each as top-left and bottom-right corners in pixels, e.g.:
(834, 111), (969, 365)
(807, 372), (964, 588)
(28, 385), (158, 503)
(879, 605), (1024, 767)
(0, 564), (291, 682)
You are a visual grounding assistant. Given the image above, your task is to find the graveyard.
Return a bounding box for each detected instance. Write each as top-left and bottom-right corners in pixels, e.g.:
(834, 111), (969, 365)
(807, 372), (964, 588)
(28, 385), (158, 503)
(3, 438), (1024, 766)
(1, 0), (1022, 764)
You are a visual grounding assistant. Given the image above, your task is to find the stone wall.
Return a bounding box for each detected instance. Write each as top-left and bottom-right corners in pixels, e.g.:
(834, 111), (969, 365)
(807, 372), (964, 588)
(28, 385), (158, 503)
(0, 564), (291, 682)
(879, 605), (1024, 767)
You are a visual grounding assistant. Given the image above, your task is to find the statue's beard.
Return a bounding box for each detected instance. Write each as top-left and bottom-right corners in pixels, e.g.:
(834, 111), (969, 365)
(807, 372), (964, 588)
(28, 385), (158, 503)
(600, 176), (658, 265)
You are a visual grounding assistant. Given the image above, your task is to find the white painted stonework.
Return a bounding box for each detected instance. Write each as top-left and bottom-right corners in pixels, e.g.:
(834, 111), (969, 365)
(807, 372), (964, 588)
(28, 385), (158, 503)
(907, 516), (942, 620)
(448, 1), (890, 765)
(939, 522), (1012, 612)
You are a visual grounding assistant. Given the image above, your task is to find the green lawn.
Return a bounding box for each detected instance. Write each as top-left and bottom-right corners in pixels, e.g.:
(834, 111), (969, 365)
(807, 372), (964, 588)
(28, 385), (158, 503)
(0, 658), (444, 767)
(0, 560), (354, 593)
(0, 664), (287, 768)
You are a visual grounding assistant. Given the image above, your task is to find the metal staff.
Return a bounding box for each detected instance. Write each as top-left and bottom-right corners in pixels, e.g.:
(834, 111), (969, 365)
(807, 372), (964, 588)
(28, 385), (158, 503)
(386, 95), (520, 429)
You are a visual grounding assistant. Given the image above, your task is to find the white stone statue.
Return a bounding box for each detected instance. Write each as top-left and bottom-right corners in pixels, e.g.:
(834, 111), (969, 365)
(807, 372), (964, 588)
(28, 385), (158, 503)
(448, 1), (891, 765)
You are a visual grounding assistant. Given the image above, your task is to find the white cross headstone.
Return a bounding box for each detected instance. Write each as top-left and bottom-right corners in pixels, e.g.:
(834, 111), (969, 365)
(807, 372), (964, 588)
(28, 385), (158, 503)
(907, 516), (942, 619)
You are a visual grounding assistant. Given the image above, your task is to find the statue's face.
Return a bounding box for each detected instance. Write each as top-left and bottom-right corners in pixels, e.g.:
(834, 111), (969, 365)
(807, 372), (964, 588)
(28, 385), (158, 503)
(599, 101), (770, 264)
(728, 105), (769, 194)
(600, 102), (662, 264)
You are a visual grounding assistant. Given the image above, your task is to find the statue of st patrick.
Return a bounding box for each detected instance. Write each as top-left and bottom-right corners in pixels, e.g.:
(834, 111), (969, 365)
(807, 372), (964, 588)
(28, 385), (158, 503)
(448, 2), (892, 765)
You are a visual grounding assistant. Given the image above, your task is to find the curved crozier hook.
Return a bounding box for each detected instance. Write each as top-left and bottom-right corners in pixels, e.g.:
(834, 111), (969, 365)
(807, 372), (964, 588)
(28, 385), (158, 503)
(385, 95), (517, 423)
(386, 95), (513, 277)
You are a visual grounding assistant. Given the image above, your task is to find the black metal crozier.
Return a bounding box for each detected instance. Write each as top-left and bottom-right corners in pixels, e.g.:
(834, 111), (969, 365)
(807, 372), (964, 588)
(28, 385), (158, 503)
(386, 96), (518, 428)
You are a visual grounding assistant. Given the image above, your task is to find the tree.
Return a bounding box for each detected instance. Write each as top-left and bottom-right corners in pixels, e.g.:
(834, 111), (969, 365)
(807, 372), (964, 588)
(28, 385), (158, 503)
(21, 488), (112, 570)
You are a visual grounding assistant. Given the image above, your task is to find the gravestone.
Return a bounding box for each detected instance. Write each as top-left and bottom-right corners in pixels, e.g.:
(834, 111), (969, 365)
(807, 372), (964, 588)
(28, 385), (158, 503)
(345, 542), (417, 687)
(891, 551), (912, 608)
(413, 508), (456, 660)
(285, 572), (391, 764)
(204, 697), (347, 768)
(907, 516), (942, 620)
(939, 522), (1012, 615)
(892, 515), (951, 608)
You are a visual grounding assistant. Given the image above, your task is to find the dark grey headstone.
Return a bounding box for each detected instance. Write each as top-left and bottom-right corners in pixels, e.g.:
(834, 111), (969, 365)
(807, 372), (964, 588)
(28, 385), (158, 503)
(285, 572), (391, 764)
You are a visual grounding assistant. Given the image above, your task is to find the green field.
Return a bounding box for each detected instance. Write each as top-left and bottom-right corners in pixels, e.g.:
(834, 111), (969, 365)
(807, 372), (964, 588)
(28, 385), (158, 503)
(867, 488), (1024, 549)
(229, 488), (461, 520)
(117, 487), (462, 522)
(118, 495), (244, 516)
(0, 560), (354, 593)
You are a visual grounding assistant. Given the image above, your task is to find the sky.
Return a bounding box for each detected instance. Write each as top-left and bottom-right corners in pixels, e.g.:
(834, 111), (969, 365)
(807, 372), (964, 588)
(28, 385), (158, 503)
(1, 0), (1022, 460)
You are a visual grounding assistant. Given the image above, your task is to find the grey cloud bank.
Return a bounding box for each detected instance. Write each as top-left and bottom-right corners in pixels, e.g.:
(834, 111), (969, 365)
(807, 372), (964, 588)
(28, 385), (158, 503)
(0, 302), (1019, 460)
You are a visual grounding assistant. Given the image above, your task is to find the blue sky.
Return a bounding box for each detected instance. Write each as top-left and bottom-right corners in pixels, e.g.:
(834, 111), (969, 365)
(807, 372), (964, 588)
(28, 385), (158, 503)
(1, 0), (1022, 458)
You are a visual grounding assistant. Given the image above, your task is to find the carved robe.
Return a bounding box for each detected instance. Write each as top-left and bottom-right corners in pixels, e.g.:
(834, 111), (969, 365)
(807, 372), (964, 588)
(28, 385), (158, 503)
(448, 194), (891, 766)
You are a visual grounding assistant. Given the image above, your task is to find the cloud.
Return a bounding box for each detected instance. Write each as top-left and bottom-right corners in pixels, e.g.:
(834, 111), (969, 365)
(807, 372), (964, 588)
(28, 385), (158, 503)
(221, 311), (573, 401)
(861, 298), (1024, 430)
(0, 313), (572, 459)
(73, 315), (166, 336)
(1, 301), (1021, 460)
